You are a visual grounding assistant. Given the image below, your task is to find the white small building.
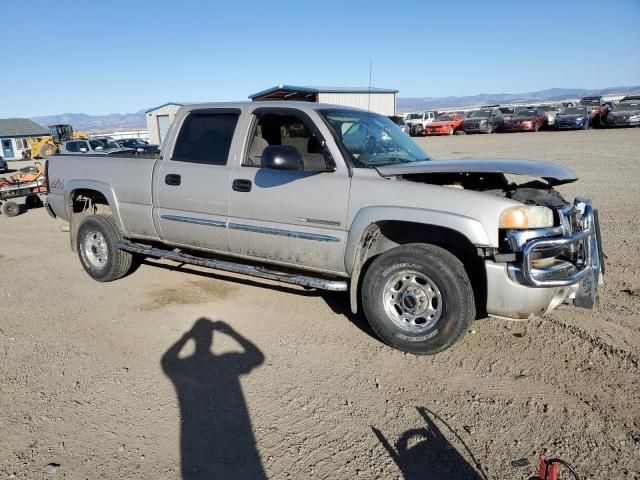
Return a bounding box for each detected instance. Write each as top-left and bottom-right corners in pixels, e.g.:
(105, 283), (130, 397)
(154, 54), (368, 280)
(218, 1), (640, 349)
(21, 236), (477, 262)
(249, 85), (398, 116)
(145, 102), (184, 145)
(0, 118), (49, 160)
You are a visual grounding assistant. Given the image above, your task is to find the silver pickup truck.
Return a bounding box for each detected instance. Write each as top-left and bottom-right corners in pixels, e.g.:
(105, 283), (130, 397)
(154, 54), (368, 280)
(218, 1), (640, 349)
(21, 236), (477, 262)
(44, 101), (604, 354)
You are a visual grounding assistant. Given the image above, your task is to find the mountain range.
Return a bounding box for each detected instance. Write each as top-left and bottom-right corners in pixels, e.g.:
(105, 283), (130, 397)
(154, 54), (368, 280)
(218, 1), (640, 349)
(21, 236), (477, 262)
(396, 86), (640, 112)
(28, 86), (640, 131)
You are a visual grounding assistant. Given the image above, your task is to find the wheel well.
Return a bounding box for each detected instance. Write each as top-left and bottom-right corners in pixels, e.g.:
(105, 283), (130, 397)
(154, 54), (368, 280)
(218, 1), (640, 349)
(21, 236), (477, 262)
(68, 189), (113, 252)
(353, 221), (487, 318)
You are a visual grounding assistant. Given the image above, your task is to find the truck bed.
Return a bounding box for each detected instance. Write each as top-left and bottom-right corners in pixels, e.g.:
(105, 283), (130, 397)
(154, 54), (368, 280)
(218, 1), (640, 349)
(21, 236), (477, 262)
(46, 153), (159, 237)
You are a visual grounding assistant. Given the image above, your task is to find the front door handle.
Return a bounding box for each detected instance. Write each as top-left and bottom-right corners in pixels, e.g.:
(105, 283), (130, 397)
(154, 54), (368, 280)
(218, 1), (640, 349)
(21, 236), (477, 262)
(232, 179), (252, 192)
(165, 174), (181, 186)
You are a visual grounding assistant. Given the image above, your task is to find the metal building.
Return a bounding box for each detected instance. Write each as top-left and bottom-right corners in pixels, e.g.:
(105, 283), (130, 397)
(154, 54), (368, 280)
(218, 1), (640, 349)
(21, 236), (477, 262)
(249, 85), (398, 115)
(0, 118), (48, 160)
(145, 102), (184, 145)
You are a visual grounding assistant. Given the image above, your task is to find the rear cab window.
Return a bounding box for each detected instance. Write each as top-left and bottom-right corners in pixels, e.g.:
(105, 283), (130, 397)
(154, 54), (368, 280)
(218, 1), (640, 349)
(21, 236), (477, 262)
(172, 110), (240, 165)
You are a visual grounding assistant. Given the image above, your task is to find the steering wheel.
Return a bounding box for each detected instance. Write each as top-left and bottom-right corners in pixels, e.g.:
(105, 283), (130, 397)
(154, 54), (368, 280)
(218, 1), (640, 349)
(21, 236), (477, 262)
(363, 135), (381, 154)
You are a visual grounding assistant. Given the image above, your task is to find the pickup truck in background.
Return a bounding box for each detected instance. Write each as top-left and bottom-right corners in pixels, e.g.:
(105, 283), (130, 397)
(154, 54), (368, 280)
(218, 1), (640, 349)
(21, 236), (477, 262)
(44, 101), (604, 355)
(404, 111), (437, 136)
(579, 96), (610, 127)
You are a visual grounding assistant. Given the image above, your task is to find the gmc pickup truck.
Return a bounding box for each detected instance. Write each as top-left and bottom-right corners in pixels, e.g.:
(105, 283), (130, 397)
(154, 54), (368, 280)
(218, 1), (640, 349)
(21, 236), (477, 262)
(44, 101), (604, 355)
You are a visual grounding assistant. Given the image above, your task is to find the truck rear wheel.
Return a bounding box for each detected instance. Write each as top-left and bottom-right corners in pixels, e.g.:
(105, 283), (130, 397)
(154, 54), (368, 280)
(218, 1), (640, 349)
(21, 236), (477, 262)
(77, 214), (134, 282)
(361, 244), (475, 355)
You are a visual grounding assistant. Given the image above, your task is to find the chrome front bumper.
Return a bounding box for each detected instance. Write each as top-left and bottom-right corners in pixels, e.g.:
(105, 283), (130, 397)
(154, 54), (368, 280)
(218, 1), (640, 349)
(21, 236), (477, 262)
(487, 197), (604, 318)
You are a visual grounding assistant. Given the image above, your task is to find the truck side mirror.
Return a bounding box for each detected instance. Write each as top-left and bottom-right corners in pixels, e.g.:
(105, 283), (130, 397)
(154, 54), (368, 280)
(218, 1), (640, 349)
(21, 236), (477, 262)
(261, 145), (304, 171)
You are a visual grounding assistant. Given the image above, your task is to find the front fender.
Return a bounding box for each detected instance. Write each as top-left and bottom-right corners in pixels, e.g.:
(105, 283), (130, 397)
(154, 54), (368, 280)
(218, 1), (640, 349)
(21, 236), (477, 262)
(344, 206), (491, 274)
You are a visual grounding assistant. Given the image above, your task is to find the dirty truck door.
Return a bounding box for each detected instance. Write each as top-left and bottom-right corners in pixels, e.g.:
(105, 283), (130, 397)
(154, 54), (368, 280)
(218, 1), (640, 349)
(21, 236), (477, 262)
(155, 108), (241, 251)
(228, 107), (349, 273)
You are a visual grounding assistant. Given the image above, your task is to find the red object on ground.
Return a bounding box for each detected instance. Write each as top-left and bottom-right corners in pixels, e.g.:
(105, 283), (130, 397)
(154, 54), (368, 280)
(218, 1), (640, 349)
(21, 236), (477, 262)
(539, 456), (559, 480)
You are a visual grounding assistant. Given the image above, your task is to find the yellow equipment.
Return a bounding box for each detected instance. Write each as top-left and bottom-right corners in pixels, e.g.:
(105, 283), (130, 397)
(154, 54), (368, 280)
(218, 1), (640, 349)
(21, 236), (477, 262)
(28, 124), (87, 159)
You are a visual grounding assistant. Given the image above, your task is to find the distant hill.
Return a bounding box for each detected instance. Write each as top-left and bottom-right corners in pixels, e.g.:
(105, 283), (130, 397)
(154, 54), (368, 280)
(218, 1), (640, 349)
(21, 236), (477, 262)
(28, 85), (640, 130)
(397, 86), (640, 112)
(30, 111), (146, 132)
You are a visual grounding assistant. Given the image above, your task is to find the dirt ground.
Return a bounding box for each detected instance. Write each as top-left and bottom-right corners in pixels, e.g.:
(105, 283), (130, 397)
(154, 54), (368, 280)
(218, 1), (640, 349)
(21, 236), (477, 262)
(1, 128), (639, 480)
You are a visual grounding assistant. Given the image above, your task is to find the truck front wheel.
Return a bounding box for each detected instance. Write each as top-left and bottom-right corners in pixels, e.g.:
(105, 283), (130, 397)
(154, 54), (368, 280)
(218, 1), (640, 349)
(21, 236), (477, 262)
(77, 215), (134, 282)
(361, 244), (475, 355)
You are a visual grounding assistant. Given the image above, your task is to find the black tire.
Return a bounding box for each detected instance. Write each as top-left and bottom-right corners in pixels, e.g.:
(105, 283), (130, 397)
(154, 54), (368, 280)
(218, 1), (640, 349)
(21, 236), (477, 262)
(25, 195), (43, 209)
(77, 214), (134, 282)
(361, 244), (475, 355)
(39, 143), (56, 159)
(448, 126), (454, 135)
(1, 201), (20, 217)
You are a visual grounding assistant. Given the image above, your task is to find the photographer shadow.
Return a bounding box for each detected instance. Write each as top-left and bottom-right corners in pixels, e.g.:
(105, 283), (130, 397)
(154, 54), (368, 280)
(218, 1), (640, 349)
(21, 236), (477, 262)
(162, 318), (266, 479)
(373, 407), (486, 480)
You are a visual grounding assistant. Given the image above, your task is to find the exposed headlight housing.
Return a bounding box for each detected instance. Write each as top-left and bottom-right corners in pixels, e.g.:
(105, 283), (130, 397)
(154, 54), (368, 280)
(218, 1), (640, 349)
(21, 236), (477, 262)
(500, 206), (554, 229)
(480, 120), (487, 125)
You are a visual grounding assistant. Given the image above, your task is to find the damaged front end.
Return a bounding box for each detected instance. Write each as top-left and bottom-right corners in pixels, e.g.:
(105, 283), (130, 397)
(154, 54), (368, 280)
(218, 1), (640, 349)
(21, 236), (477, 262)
(377, 158), (605, 318)
(500, 197), (604, 309)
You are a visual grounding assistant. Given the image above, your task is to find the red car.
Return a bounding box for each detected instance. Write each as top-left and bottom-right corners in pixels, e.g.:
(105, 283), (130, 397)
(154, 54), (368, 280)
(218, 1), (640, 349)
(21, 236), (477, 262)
(503, 108), (547, 132)
(579, 96), (610, 127)
(423, 113), (466, 136)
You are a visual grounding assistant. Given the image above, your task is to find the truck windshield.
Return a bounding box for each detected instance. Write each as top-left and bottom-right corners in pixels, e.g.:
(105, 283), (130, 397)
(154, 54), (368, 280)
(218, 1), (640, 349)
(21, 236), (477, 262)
(90, 139), (120, 150)
(320, 109), (429, 167)
(470, 110), (492, 118)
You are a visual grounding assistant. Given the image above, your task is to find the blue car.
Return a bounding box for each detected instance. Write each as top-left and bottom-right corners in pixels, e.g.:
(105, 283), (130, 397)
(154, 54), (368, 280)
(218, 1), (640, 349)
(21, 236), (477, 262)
(554, 106), (593, 130)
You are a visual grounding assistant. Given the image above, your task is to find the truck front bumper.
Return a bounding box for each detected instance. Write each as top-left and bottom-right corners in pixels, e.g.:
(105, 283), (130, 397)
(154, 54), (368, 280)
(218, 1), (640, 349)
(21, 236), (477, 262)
(485, 197), (604, 320)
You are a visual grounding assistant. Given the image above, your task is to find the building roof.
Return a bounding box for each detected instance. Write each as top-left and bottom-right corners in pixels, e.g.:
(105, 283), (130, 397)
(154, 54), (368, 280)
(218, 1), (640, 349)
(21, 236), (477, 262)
(249, 84), (398, 100)
(145, 102), (185, 114)
(0, 118), (48, 137)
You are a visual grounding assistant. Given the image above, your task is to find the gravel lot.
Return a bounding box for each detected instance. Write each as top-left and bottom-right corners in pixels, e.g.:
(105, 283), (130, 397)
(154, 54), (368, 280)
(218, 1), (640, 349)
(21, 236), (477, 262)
(1, 128), (639, 479)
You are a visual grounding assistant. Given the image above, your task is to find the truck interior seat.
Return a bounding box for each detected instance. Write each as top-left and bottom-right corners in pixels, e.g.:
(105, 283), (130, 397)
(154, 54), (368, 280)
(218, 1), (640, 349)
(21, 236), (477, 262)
(247, 136), (269, 166)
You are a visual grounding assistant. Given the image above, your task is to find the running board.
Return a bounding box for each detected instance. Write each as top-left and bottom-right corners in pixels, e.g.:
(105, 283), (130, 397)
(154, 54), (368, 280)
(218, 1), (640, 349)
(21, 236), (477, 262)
(115, 241), (348, 292)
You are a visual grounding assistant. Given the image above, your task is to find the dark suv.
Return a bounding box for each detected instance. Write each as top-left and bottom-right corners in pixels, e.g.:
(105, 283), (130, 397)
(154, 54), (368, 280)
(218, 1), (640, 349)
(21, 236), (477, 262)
(461, 108), (504, 134)
(117, 138), (160, 153)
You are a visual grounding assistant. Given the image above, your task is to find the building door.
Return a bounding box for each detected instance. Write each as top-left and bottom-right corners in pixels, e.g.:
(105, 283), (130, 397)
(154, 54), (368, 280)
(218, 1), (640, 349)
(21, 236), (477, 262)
(157, 115), (171, 144)
(1, 139), (14, 159)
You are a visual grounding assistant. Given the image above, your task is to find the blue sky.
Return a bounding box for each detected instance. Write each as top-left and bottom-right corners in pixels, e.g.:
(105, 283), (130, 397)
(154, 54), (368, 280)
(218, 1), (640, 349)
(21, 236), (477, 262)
(2, 0), (639, 116)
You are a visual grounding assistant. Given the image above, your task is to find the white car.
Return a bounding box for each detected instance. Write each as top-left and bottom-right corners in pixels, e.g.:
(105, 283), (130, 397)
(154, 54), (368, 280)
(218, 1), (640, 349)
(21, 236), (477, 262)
(61, 138), (135, 155)
(404, 111), (437, 136)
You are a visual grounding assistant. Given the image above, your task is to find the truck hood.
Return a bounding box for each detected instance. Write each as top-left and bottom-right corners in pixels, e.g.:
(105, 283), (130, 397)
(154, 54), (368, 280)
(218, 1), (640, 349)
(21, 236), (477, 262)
(375, 158), (578, 185)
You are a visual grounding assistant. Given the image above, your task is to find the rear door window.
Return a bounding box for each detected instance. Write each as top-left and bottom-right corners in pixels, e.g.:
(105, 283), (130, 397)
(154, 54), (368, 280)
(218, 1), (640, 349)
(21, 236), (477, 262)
(172, 111), (239, 165)
(66, 142), (79, 153)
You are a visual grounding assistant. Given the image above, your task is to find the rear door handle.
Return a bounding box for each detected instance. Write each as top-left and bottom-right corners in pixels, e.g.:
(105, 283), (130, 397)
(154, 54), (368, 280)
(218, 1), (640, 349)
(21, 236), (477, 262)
(232, 179), (252, 192)
(165, 174), (181, 186)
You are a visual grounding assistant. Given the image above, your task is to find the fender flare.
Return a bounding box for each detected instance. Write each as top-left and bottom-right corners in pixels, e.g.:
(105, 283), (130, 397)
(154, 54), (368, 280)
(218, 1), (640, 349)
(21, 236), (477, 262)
(344, 207), (491, 313)
(64, 180), (126, 234)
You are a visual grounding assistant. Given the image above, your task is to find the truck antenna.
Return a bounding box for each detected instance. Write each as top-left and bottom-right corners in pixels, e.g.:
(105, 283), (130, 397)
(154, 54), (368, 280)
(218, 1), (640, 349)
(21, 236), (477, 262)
(368, 60), (373, 112)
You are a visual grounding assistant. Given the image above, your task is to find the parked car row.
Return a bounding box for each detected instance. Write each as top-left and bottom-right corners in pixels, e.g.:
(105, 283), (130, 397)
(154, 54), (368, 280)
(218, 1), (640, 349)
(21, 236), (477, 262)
(60, 137), (159, 156)
(400, 94), (640, 136)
